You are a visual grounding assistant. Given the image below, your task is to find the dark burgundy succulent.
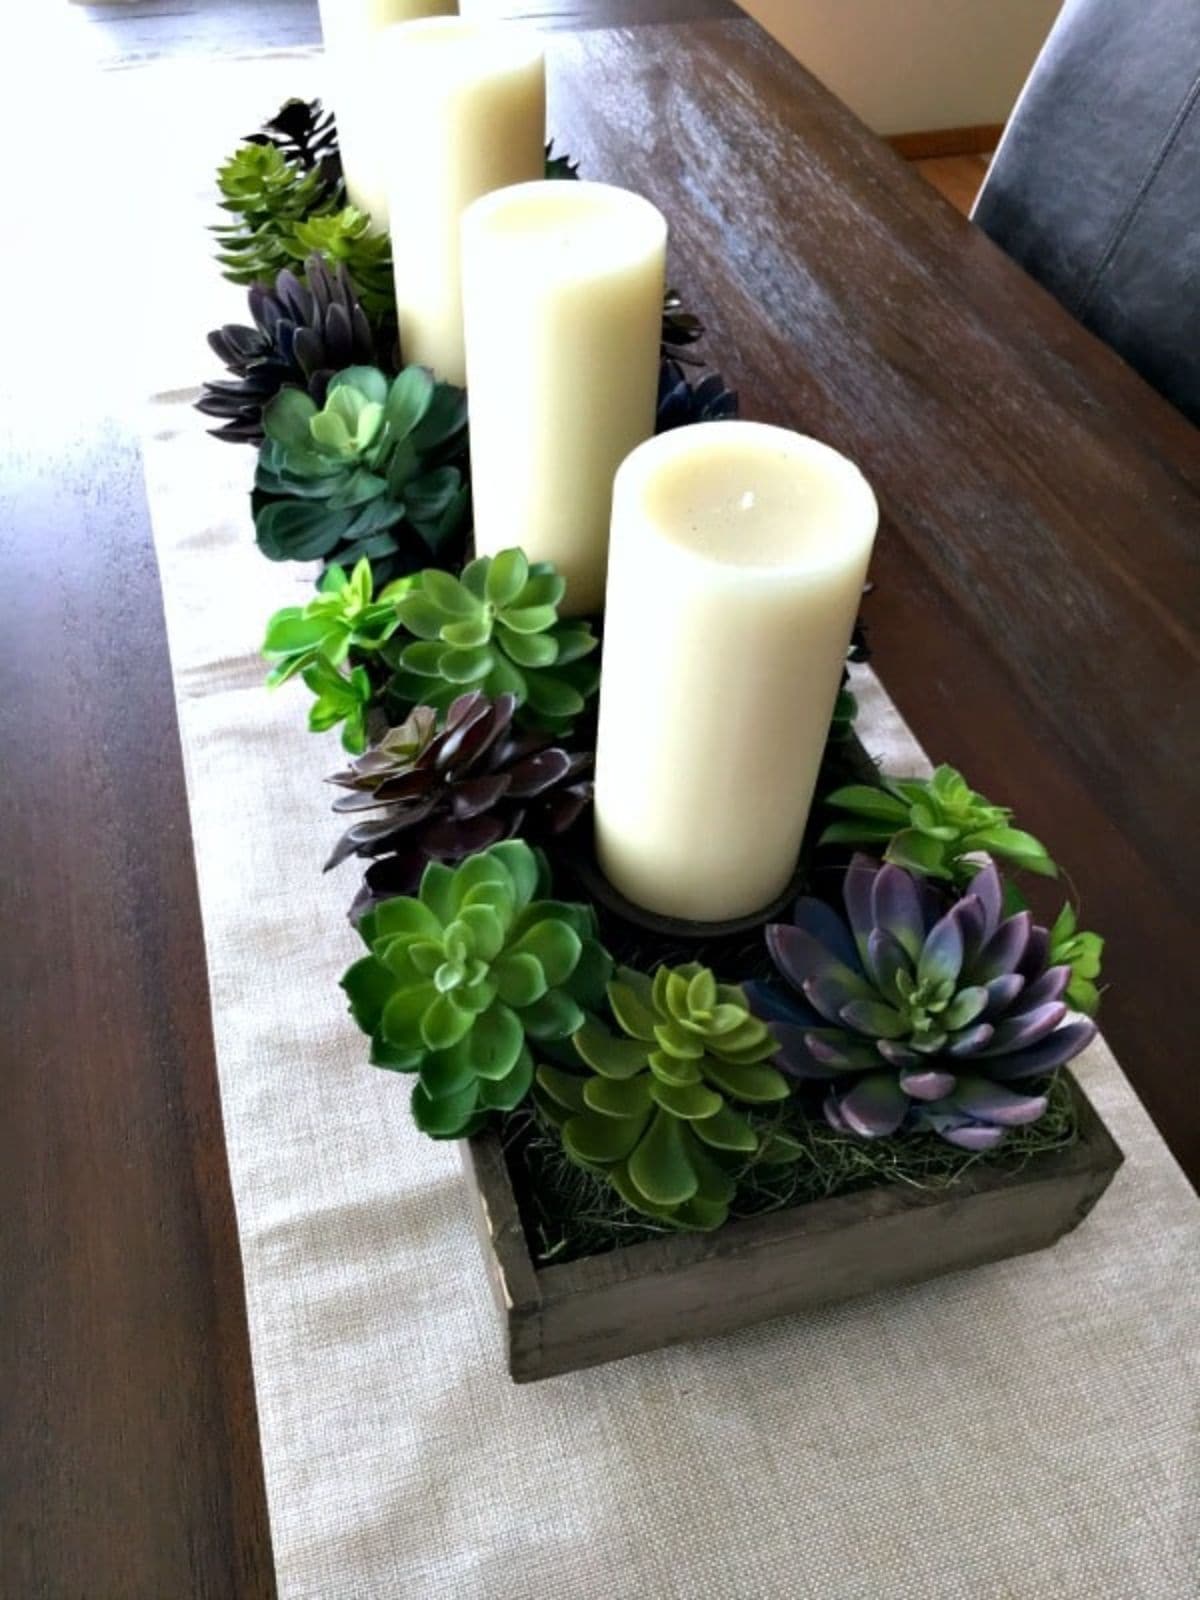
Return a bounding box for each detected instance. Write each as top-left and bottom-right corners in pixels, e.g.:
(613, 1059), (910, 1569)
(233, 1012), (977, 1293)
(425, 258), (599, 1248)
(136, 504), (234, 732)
(244, 97), (341, 183)
(747, 854), (1097, 1150)
(325, 691), (592, 918)
(198, 255), (382, 443)
(656, 357), (739, 432)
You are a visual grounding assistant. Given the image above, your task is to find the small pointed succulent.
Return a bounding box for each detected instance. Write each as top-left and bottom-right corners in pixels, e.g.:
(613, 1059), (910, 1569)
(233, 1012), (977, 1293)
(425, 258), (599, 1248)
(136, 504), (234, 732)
(385, 550), (600, 735)
(254, 364), (469, 579)
(340, 842), (612, 1138)
(301, 655), (374, 753)
(212, 141), (336, 286)
(655, 357), (739, 432)
(326, 690), (593, 913)
(1048, 902), (1105, 1017)
(537, 964), (792, 1229)
(198, 256), (382, 444)
(262, 558), (406, 687)
(821, 764), (1057, 886)
(748, 854), (1097, 1151)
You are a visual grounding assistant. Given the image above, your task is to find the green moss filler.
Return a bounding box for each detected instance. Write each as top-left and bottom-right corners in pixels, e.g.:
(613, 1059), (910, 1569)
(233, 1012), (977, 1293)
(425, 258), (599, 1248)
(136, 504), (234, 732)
(506, 1070), (1078, 1266)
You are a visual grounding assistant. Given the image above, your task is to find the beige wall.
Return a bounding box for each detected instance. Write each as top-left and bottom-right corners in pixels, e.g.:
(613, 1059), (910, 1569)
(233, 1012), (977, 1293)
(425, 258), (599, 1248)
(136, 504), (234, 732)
(738, 0), (1063, 136)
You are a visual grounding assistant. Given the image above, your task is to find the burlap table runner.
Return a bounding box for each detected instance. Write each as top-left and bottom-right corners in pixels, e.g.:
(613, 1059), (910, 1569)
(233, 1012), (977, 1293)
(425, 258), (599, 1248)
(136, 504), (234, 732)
(134, 46), (1198, 1600)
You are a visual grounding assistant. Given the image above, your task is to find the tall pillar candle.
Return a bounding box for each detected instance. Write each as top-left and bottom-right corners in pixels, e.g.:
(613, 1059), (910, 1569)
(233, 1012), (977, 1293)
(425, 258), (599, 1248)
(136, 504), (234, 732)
(462, 181), (666, 616)
(382, 19), (546, 385)
(594, 421), (878, 922)
(316, 0), (458, 227)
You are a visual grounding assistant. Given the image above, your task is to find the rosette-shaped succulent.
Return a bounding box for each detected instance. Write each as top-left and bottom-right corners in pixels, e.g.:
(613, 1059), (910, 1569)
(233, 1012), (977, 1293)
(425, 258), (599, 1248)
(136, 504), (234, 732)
(655, 362), (737, 429)
(821, 764), (1056, 886)
(254, 364), (469, 578)
(212, 141), (335, 286)
(198, 256), (381, 444)
(386, 550), (599, 735)
(289, 207), (395, 322)
(748, 854), (1097, 1150)
(655, 357), (739, 432)
(326, 690), (593, 909)
(341, 842), (611, 1138)
(537, 964), (791, 1229)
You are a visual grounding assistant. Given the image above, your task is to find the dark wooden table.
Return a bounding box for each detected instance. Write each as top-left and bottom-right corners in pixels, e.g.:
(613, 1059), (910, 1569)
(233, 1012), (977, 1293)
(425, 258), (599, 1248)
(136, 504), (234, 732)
(6, 1), (1197, 1594)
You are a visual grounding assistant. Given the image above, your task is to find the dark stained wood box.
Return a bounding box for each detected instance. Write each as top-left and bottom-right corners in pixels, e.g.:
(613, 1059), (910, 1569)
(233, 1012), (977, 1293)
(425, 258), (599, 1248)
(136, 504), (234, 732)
(461, 1070), (1122, 1383)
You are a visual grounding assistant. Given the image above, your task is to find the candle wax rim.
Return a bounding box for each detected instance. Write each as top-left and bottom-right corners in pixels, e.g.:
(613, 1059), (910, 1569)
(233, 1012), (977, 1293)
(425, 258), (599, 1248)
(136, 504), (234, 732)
(614, 420), (879, 579)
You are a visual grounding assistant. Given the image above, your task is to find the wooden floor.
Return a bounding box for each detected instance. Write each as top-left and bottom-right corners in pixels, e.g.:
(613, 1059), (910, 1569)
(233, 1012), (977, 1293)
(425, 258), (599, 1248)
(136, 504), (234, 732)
(915, 154), (991, 214)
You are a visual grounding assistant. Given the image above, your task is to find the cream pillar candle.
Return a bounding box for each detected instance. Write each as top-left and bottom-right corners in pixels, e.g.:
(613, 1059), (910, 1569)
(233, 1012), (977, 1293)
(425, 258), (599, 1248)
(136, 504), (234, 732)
(594, 421), (878, 922)
(316, 0), (458, 227)
(462, 182), (666, 616)
(381, 20), (546, 386)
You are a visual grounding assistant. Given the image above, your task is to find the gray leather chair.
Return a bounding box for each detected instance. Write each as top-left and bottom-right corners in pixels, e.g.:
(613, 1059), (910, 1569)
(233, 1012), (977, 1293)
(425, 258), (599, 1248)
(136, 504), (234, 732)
(972, 0), (1200, 425)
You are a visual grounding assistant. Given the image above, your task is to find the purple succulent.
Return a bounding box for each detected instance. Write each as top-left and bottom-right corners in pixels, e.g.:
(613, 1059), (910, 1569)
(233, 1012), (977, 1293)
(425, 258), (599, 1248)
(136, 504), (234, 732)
(746, 854), (1096, 1151)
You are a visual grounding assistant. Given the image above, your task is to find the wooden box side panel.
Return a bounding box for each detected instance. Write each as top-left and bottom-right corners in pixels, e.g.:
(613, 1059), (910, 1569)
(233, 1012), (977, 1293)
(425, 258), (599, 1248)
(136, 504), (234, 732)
(527, 1157), (1115, 1380)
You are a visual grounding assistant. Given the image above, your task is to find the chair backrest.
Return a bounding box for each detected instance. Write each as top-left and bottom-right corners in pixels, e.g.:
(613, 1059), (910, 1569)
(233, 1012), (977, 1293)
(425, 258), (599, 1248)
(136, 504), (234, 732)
(973, 0), (1200, 425)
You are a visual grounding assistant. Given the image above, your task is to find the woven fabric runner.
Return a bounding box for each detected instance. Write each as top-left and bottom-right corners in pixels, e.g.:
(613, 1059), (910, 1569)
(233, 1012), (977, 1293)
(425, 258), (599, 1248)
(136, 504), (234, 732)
(135, 47), (1199, 1600)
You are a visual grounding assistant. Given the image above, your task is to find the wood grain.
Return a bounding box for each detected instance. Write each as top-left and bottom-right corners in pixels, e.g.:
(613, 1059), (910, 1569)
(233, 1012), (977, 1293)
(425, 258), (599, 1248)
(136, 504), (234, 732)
(0, 417), (275, 1595)
(915, 153), (990, 215)
(888, 123), (1004, 160)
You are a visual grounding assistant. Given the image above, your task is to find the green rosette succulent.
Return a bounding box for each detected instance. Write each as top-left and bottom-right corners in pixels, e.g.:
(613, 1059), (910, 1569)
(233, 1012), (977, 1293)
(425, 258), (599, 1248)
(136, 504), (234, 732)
(254, 364), (469, 577)
(821, 763), (1057, 886)
(386, 550), (599, 735)
(213, 142), (333, 285)
(537, 964), (791, 1230)
(341, 842), (612, 1138)
(288, 207), (395, 322)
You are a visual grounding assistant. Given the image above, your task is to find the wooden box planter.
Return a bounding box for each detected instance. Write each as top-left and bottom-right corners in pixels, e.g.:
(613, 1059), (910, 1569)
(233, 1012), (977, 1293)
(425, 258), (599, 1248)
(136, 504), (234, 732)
(462, 1071), (1122, 1383)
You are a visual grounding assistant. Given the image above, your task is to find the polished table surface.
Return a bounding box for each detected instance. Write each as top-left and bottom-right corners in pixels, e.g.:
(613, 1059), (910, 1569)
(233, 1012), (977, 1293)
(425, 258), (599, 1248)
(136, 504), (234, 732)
(4, 2), (1198, 1595)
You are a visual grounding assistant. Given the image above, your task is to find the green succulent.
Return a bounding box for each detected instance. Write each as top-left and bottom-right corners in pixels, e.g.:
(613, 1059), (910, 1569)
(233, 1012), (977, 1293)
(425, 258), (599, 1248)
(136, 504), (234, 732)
(300, 655), (374, 752)
(821, 763), (1057, 886)
(288, 207), (395, 322)
(254, 364), (469, 578)
(341, 842), (612, 1138)
(213, 142), (337, 286)
(386, 550), (599, 735)
(1049, 902), (1105, 1017)
(537, 964), (792, 1230)
(262, 558), (408, 687)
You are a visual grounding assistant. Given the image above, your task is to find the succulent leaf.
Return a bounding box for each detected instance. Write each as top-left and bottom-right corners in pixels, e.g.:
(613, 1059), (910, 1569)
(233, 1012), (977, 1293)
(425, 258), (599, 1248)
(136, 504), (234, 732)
(548, 962), (791, 1230)
(821, 764), (1059, 888)
(385, 552), (600, 736)
(341, 842), (611, 1139)
(325, 690), (592, 919)
(253, 363), (469, 585)
(753, 853), (1097, 1149)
